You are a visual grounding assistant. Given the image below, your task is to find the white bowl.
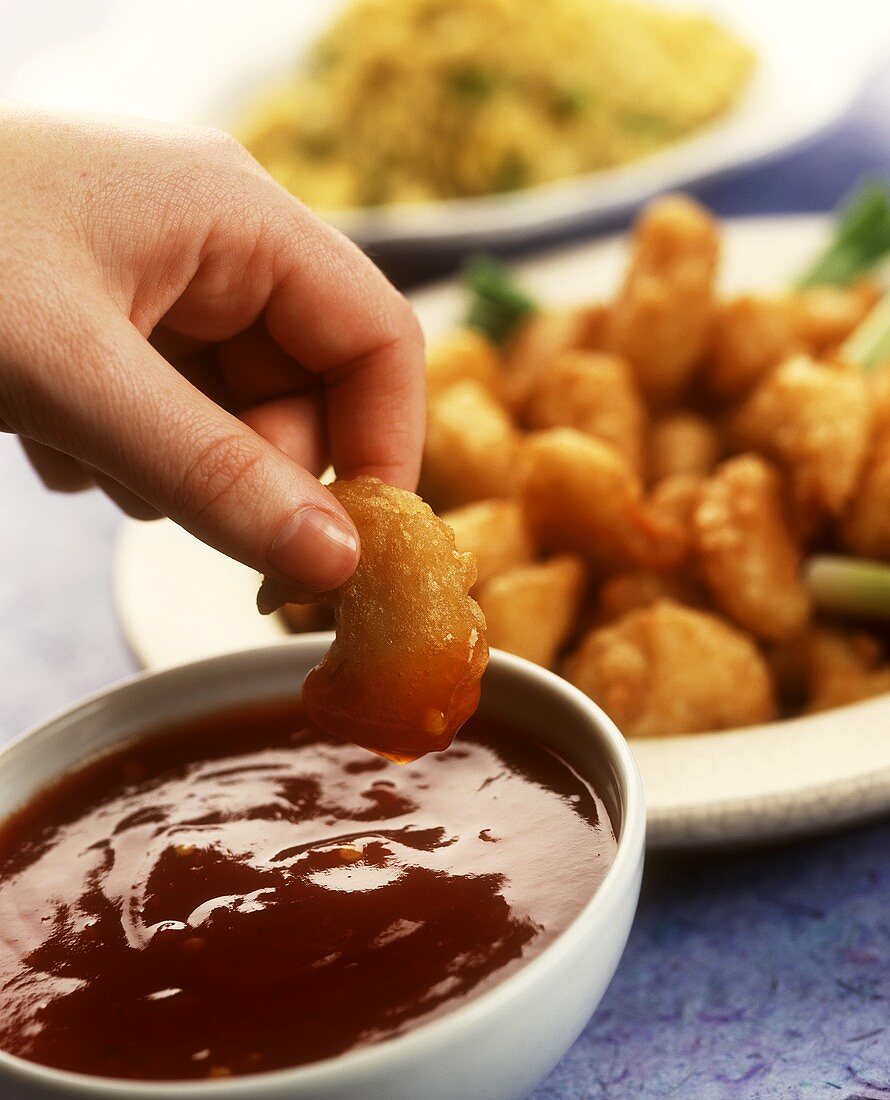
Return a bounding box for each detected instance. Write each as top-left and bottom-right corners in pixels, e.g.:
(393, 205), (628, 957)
(0, 637), (644, 1100)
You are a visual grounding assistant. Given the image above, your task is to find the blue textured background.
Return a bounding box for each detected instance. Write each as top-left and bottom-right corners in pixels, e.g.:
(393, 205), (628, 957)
(0, 51), (889, 1100)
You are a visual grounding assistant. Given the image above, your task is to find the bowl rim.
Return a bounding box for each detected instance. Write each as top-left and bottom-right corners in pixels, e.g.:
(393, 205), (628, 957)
(0, 637), (644, 1096)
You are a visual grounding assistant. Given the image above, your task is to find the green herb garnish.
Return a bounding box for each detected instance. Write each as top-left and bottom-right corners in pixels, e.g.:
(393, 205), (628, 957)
(796, 180), (890, 288)
(462, 254), (538, 344)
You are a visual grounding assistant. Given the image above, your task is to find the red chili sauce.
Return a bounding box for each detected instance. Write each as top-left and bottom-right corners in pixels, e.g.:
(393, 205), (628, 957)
(0, 701), (616, 1081)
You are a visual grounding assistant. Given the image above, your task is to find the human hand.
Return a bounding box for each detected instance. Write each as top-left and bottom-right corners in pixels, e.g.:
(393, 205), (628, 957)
(0, 105), (425, 594)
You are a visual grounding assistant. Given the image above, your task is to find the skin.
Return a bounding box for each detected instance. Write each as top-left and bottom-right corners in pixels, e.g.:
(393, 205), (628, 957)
(0, 105), (425, 595)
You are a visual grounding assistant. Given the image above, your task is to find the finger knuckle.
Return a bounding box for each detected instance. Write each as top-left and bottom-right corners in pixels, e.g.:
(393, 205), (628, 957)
(200, 125), (252, 161)
(176, 431), (264, 521)
(382, 290), (425, 355)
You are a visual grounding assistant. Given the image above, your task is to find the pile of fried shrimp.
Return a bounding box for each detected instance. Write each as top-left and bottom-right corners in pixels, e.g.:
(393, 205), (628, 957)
(281, 195), (890, 738)
(409, 195), (890, 739)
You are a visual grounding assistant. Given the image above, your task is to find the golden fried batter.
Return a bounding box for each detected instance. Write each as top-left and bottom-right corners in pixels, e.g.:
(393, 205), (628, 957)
(608, 195), (719, 403)
(692, 455), (810, 641)
(504, 306), (598, 412)
(426, 328), (504, 398)
(521, 428), (684, 573)
(649, 473), (705, 530)
(773, 626), (890, 714)
(869, 360), (890, 436)
(442, 498), (534, 589)
(841, 429), (890, 560)
(477, 556), (586, 669)
(525, 350), (646, 470)
(420, 379), (521, 511)
(649, 412), (721, 482)
(792, 279), (882, 356)
(301, 477), (489, 761)
(565, 599), (775, 737)
(598, 569), (704, 621)
(409, 197), (890, 732)
(708, 294), (800, 401)
(732, 355), (871, 517)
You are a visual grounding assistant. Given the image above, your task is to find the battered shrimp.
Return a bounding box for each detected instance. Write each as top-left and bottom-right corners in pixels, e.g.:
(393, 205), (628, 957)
(476, 556), (586, 669)
(420, 379), (521, 510)
(608, 195), (719, 403)
(525, 350), (647, 471)
(521, 428), (684, 573)
(503, 306), (597, 412)
(649, 473), (705, 529)
(692, 455), (810, 641)
(425, 328), (504, 398)
(869, 359), (890, 436)
(598, 569), (704, 621)
(301, 477), (488, 761)
(840, 428), (890, 560)
(772, 626), (890, 714)
(792, 279), (882, 355)
(649, 412), (721, 482)
(442, 498), (534, 588)
(732, 355), (871, 517)
(565, 599), (775, 737)
(708, 294), (800, 400)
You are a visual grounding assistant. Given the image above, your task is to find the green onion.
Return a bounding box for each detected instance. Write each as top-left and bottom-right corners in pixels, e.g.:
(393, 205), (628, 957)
(795, 180), (890, 288)
(840, 291), (890, 371)
(462, 254), (538, 344)
(804, 556), (890, 621)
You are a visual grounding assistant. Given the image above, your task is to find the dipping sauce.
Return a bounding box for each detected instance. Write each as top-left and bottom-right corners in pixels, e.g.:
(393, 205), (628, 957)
(0, 701), (616, 1081)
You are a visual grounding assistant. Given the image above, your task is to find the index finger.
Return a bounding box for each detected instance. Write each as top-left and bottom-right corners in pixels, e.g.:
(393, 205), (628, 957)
(260, 206), (426, 491)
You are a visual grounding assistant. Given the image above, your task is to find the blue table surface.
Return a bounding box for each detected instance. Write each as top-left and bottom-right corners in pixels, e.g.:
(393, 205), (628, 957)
(2, 62), (890, 1100)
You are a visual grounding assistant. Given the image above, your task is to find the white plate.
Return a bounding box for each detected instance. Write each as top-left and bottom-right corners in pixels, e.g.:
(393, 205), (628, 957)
(115, 215), (890, 848)
(5, 0), (888, 250)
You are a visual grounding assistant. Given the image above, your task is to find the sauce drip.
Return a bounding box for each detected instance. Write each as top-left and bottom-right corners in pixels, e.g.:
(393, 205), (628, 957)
(0, 701), (615, 1081)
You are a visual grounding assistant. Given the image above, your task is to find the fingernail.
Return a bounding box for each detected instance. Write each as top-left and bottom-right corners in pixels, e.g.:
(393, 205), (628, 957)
(266, 507), (359, 592)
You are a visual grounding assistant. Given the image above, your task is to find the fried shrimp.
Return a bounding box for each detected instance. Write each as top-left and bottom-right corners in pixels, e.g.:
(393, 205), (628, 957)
(565, 599), (775, 737)
(692, 455), (810, 641)
(525, 350), (646, 471)
(708, 294), (800, 400)
(301, 477), (489, 761)
(649, 412), (721, 482)
(425, 328), (504, 398)
(608, 195), (719, 403)
(476, 556), (586, 669)
(840, 428), (890, 560)
(421, 379), (521, 511)
(791, 279), (882, 355)
(442, 498), (534, 588)
(732, 355), (871, 517)
(521, 428), (684, 573)
(504, 307), (597, 412)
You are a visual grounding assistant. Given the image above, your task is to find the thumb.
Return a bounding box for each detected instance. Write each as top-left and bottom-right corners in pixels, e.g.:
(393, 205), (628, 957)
(21, 315), (360, 593)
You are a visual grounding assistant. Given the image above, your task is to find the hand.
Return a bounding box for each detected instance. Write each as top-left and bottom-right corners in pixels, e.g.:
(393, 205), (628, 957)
(0, 105), (425, 594)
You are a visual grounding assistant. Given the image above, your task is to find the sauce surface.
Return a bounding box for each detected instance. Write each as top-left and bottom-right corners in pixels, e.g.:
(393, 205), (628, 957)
(0, 701), (616, 1081)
